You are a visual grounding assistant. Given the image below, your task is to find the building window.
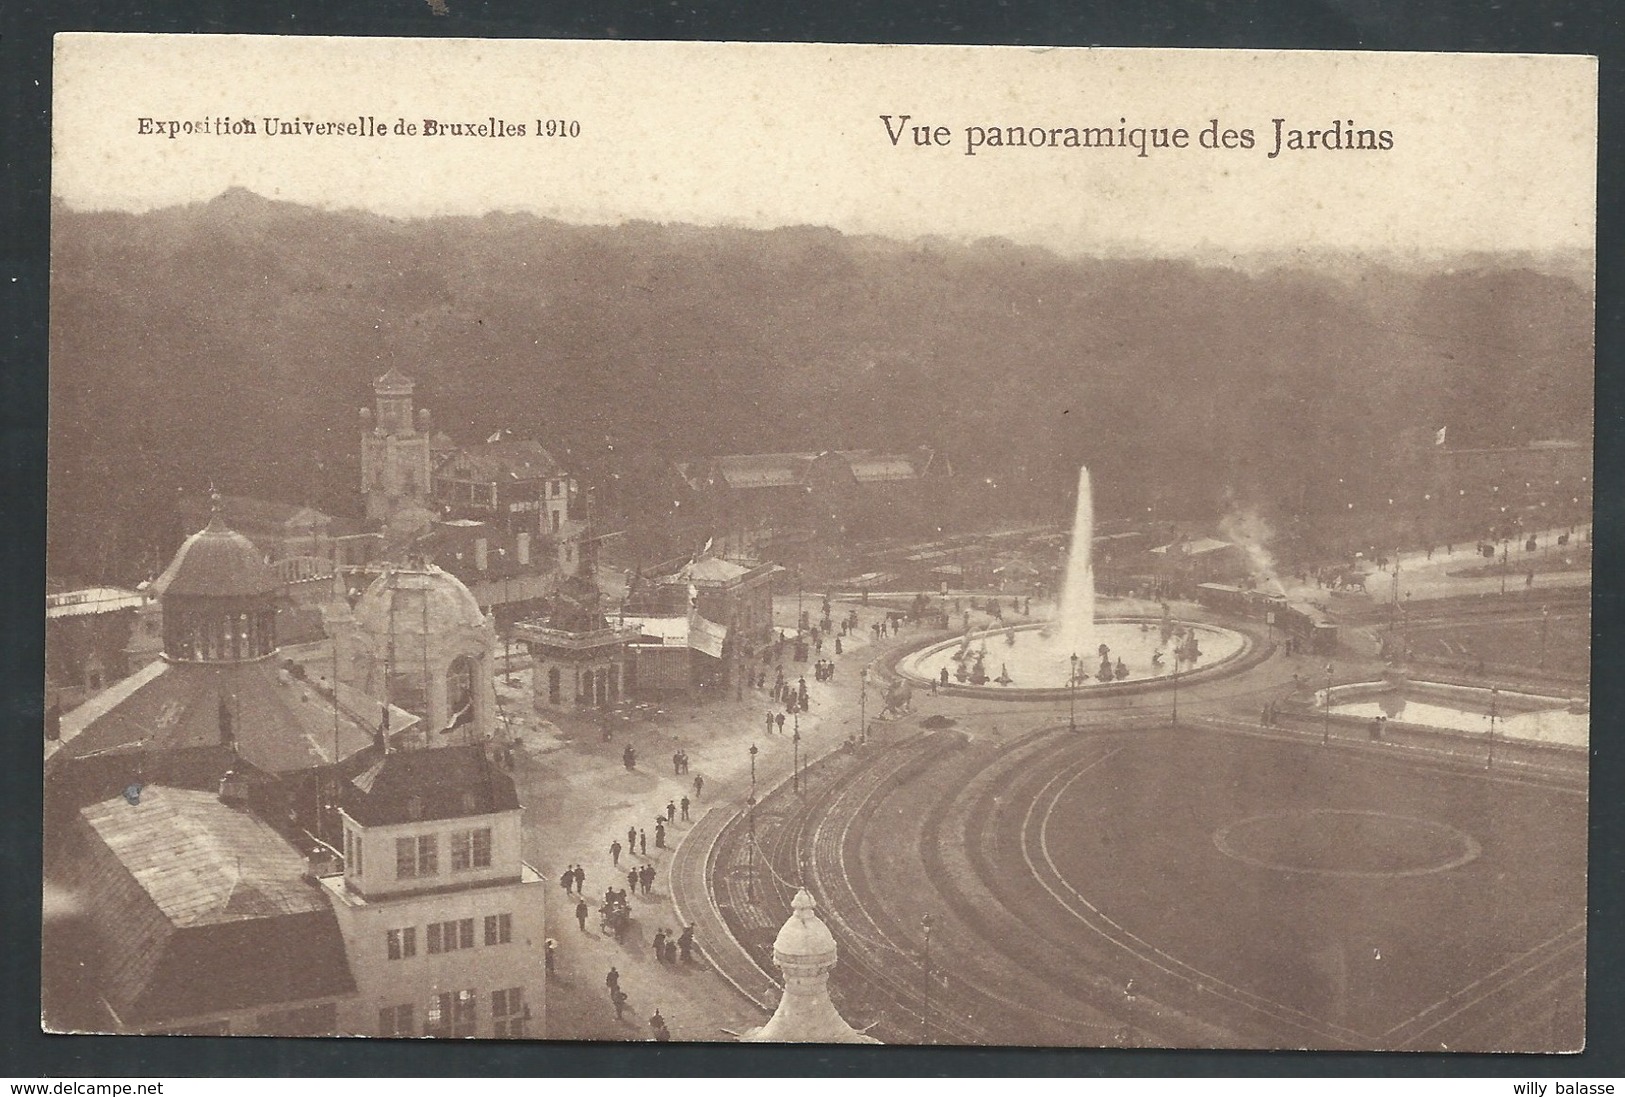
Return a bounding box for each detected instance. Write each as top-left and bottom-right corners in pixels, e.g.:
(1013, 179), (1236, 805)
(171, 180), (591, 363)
(484, 913), (512, 946)
(452, 827), (493, 871)
(379, 1004), (413, 1037)
(395, 834), (438, 879)
(491, 987), (526, 1037)
(551, 511), (561, 533)
(386, 927), (416, 960)
(428, 918), (476, 954)
(548, 668), (561, 704)
(428, 990), (477, 1038)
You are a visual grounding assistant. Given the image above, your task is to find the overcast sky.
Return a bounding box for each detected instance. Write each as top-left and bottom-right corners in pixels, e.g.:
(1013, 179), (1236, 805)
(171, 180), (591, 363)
(53, 36), (1596, 257)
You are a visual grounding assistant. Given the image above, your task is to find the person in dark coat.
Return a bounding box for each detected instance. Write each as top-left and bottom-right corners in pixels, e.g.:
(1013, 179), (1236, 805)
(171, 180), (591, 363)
(610, 839), (622, 867)
(639, 829), (647, 855)
(652, 928), (667, 963)
(677, 924), (695, 963)
(575, 898), (589, 931)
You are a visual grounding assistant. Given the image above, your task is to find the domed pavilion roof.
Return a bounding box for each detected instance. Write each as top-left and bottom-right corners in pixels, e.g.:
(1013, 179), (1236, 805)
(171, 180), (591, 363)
(353, 564), (487, 638)
(772, 888), (838, 964)
(152, 516), (280, 599)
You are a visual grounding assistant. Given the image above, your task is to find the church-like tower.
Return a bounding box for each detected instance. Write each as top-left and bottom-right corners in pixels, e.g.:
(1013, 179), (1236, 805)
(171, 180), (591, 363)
(360, 368), (434, 539)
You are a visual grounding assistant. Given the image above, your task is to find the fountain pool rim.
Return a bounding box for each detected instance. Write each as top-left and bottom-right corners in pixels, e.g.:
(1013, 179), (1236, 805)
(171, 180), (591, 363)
(892, 615), (1261, 701)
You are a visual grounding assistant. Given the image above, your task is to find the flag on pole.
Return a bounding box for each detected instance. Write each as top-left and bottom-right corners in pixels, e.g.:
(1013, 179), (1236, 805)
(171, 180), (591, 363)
(1434, 426), (1448, 446)
(487, 429), (504, 444)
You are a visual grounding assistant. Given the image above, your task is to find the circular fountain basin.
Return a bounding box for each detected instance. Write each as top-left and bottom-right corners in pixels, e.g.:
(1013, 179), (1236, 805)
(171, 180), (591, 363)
(896, 618), (1250, 698)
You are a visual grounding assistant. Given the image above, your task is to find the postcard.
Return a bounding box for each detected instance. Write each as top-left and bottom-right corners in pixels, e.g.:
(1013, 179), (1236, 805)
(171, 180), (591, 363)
(45, 35), (1594, 1051)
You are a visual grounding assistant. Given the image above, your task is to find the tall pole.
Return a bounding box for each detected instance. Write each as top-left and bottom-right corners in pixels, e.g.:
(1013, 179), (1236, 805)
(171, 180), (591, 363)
(1069, 653), (1078, 731)
(1171, 658), (1179, 727)
(1500, 540), (1509, 596)
(748, 741), (759, 903)
(1486, 687), (1498, 770)
(860, 667), (868, 744)
(1540, 605), (1550, 668)
(792, 709), (801, 795)
(1323, 663), (1334, 746)
(920, 913), (935, 1044)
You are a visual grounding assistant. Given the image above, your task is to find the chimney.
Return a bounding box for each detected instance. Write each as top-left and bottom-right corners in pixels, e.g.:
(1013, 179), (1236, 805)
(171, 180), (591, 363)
(516, 531), (530, 567)
(475, 537), (489, 571)
(219, 769), (250, 809)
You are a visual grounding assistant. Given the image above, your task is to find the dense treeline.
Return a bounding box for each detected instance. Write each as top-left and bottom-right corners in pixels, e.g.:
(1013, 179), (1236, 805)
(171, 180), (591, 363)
(48, 189), (1592, 585)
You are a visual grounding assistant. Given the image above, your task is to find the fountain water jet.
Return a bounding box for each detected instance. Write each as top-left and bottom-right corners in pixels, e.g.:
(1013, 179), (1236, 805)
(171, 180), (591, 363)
(1056, 465), (1096, 662)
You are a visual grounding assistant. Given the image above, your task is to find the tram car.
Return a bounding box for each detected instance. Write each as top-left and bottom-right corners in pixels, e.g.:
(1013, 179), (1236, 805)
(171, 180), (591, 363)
(1194, 583), (1339, 654)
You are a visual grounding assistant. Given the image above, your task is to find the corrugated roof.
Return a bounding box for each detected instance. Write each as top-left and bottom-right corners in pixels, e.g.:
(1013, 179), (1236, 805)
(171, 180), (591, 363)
(838, 450), (921, 483)
(74, 787), (356, 1025)
(46, 587), (147, 620)
(344, 743), (518, 827)
(81, 787), (330, 928)
(713, 453), (813, 489)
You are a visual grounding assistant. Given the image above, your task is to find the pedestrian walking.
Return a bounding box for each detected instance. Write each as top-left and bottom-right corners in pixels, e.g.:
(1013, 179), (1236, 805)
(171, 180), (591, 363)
(623, 744), (637, 770)
(628, 825), (638, 851)
(652, 928), (667, 963)
(655, 821), (666, 849)
(766, 711), (775, 735)
(639, 829), (647, 856)
(775, 712), (785, 733)
(545, 939), (557, 976)
(693, 774), (704, 799)
(575, 898), (589, 931)
(642, 864), (656, 894)
(649, 1009), (670, 1041)
(612, 988), (628, 1022)
(664, 938), (678, 964)
(558, 868), (573, 894)
(680, 795), (690, 821)
(666, 800), (676, 823)
(628, 867), (639, 895)
(573, 864), (586, 894)
(611, 839), (622, 867)
(677, 924), (694, 963)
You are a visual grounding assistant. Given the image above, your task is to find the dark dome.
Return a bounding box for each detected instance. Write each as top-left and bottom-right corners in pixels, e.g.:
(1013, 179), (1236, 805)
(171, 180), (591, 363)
(152, 516), (280, 598)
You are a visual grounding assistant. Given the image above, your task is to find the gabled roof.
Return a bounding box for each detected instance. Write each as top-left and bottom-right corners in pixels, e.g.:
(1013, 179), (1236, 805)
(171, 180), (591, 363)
(374, 367), (415, 390)
(671, 555), (751, 583)
(711, 453), (815, 489)
(436, 439), (562, 483)
(76, 786), (356, 1025)
(344, 743), (518, 827)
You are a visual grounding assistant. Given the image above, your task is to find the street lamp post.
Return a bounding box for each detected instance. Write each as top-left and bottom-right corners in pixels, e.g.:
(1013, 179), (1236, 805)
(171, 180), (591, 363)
(1069, 653), (1078, 731)
(1486, 686), (1499, 770)
(1540, 605), (1551, 669)
(1323, 663), (1334, 746)
(860, 666), (869, 744)
(792, 710), (801, 794)
(1171, 657), (1180, 727)
(920, 913), (935, 1044)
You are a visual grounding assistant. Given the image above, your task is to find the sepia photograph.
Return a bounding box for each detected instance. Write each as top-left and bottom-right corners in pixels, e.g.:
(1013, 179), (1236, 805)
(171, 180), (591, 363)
(42, 36), (1595, 1052)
